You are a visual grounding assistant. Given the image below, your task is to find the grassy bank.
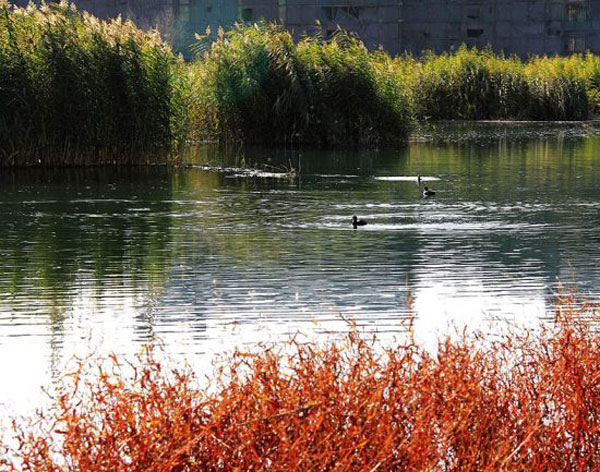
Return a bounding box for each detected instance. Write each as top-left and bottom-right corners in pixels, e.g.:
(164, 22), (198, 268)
(5, 3), (600, 164)
(3, 297), (600, 471)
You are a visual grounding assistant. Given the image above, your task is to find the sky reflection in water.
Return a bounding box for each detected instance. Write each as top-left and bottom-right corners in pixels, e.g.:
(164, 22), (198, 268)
(1, 122), (600, 413)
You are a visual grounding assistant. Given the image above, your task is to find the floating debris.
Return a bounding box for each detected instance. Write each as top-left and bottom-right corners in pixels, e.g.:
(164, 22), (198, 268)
(190, 165), (298, 179)
(314, 174), (359, 178)
(374, 176), (441, 182)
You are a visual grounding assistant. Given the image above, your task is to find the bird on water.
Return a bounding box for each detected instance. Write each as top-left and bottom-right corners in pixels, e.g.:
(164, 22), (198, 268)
(352, 215), (367, 229)
(423, 186), (436, 197)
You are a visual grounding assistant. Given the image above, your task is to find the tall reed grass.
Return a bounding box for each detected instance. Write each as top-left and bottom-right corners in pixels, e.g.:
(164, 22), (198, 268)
(398, 46), (590, 121)
(0, 1), (188, 166)
(189, 23), (411, 146)
(5, 4), (600, 163)
(189, 33), (600, 143)
(3, 296), (600, 471)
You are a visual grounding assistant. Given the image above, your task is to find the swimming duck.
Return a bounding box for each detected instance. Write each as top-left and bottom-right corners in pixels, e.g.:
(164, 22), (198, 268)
(352, 215), (367, 229)
(423, 186), (436, 197)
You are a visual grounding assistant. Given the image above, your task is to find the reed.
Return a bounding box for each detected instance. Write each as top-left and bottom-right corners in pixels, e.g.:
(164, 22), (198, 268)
(190, 35), (598, 142)
(524, 54), (599, 119)
(0, 1), (188, 166)
(397, 46), (590, 121)
(189, 23), (411, 146)
(4, 4), (600, 162)
(3, 295), (600, 471)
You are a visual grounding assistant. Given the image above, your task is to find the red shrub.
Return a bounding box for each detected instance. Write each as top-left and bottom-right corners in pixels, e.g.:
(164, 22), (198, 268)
(3, 298), (600, 471)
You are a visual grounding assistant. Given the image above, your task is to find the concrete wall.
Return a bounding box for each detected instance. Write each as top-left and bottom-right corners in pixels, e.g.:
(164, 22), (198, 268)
(239, 0), (600, 56)
(11, 0), (600, 56)
(399, 0), (600, 56)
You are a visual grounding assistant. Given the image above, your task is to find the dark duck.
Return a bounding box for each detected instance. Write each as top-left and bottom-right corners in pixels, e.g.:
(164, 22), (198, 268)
(352, 215), (367, 229)
(423, 186), (436, 197)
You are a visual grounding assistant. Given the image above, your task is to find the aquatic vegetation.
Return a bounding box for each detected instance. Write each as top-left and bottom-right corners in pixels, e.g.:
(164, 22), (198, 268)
(397, 46), (590, 120)
(3, 3), (600, 162)
(186, 37), (600, 140)
(189, 23), (411, 146)
(0, 1), (188, 166)
(3, 296), (600, 471)
(525, 53), (600, 118)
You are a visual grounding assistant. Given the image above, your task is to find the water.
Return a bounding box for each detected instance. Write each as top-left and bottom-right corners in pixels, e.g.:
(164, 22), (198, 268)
(2, 122), (600, 413)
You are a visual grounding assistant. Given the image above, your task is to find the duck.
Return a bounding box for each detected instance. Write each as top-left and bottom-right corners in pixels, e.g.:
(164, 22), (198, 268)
(352, 215), (367, 229)
(423, 186), (436, 197)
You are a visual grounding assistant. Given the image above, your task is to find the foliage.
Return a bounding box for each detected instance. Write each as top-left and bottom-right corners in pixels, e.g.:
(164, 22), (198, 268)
(397, 46), (590, 120)
(525, 53), (600, 118)
(5, 4), (600, 161)
(0, 1), (188, 166)
(190, 33), (600, 141)
(3, 296), (600, 471)
(189, 23), (411, 146)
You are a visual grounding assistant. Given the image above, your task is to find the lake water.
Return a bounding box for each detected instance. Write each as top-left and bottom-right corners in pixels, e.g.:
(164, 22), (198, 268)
(2, 122), (600, 413)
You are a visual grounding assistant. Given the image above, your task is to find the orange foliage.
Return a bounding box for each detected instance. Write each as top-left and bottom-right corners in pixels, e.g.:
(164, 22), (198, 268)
(3, 297), (600, 471)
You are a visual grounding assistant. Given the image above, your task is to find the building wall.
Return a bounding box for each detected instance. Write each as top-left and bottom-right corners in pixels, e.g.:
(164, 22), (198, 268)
(11, 0), (600, 56)
(397, 0), (582, 56)
(240, 0), (600, 56)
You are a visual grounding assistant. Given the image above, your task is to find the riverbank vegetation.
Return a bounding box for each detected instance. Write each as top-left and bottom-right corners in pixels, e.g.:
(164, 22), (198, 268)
(0, 1), (188, 166)
(6, 2), (600, 165)
(398, 47), (592, 120)
(188, 23), (410, 145)
(3, 296), (600, 471)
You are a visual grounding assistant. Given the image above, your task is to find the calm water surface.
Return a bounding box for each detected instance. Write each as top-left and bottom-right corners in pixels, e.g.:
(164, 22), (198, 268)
(2, 122), (600, 412)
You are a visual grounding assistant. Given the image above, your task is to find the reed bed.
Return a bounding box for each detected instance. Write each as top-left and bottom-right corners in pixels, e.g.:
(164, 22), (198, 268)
(397, 46), (591, 121)
(5, 3), (600, 161)
(3, 296), (600, 471)
(188, 23), (410, 146)
(191, 37), (600, 139)
(0, 1), (187, 166)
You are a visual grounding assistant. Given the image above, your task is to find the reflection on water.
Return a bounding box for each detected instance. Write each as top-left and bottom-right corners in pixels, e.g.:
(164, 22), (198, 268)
(2, 123), (600, 412)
